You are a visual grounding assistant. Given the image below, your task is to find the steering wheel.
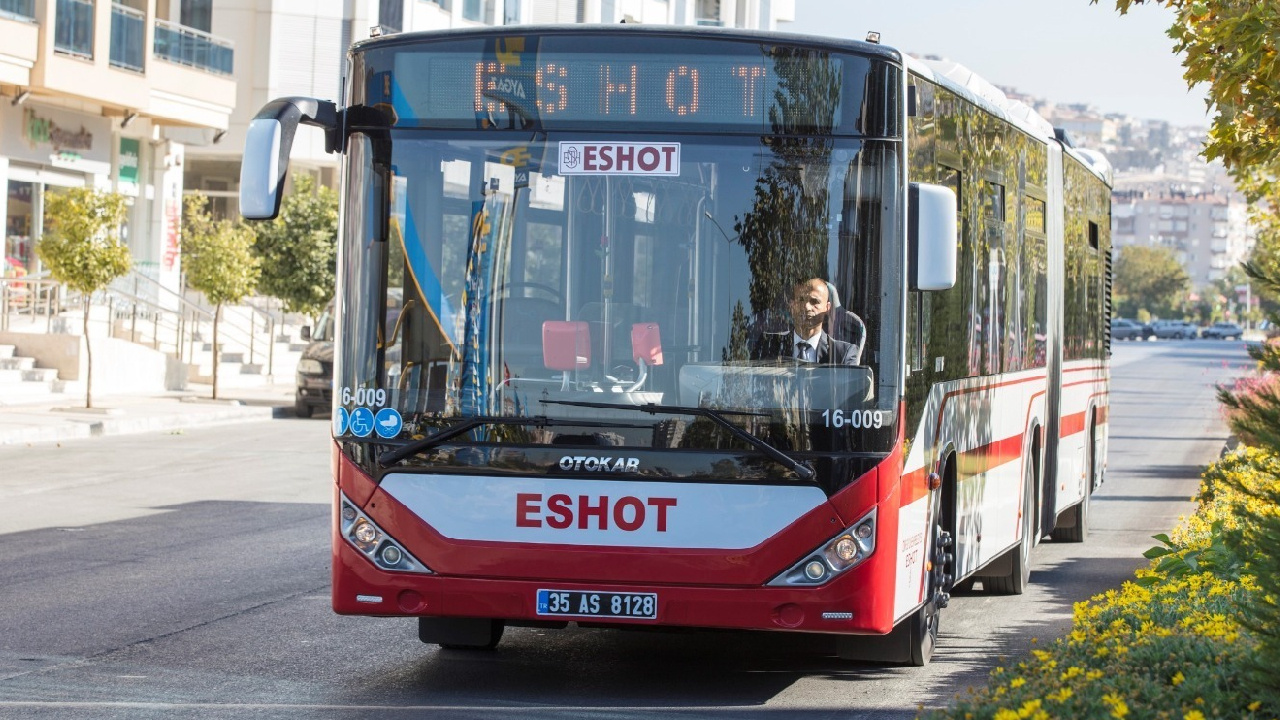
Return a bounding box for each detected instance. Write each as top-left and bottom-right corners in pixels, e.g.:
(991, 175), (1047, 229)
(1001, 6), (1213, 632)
(491, 282), (563, 306)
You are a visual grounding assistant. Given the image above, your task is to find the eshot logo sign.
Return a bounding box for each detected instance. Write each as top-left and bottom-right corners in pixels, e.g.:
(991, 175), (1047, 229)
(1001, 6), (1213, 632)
(558, 142), (680, 176)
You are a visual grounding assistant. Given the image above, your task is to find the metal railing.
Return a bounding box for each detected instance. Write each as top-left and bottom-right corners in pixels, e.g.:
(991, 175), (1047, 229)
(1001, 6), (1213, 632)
(110, 3), (146, 72)
(0, 0), (35, 22)
(2, 270), (285, 378)
(105, 270), (278, 375)
(153, 19), (233, 76)
(54, 0), (94, 59)
(0, 277), (62, 333)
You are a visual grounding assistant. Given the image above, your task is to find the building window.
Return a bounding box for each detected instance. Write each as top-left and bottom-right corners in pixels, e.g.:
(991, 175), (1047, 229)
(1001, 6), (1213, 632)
(379, 0), (403, 32)
(179, 0), (211, 32)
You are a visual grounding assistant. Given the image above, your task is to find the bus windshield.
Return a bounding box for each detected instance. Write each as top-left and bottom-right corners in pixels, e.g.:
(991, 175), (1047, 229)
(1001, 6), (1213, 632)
(336, 36), (903, 455)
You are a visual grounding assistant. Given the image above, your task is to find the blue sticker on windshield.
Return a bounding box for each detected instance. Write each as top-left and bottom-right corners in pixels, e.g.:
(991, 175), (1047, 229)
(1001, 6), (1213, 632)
(349, 407), (374, 438)
(374, 408), (403, 438)
(334, 407), (349, 436)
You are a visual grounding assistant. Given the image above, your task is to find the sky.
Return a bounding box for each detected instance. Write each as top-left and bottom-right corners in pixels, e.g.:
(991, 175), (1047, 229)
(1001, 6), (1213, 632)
(785, 0), (1212, 127)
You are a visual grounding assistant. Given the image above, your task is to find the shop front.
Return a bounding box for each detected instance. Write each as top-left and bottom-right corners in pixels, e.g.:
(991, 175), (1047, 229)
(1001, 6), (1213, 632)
(0, 102), (112, 278)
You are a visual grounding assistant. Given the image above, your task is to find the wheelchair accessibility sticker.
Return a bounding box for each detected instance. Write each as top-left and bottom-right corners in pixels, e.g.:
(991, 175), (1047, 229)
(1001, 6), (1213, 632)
(349, 407), (374, 438)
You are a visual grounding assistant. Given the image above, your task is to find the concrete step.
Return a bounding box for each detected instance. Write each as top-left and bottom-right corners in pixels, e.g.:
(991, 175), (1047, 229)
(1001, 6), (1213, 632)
(0, 379), (85, 406)
(0, 344), (14, 359)
(22, 368), (58, 382)
(0, 357), (35, 371)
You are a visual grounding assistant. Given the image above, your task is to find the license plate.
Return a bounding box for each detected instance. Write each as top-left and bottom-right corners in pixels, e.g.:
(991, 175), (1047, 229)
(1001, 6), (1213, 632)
(536, 589), (658, 620)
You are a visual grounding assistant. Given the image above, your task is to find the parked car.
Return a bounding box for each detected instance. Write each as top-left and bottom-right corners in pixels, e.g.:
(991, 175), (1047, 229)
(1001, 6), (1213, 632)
(1151, 320), (1199, 339)
(295, 305), (335, 418)
(1111, 318), (1151, 341)
(1201, 322), (1244, 340)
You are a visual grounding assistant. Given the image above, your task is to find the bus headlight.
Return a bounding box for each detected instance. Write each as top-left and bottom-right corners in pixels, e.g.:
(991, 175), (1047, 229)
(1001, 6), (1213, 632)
(338, 493), (432, 574)
(768, 508), (876, 586)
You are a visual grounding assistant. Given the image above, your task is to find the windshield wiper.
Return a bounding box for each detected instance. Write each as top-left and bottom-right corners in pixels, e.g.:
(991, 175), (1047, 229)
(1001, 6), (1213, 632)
(376, 415), (651, 468)
(539, 400), (815, 481)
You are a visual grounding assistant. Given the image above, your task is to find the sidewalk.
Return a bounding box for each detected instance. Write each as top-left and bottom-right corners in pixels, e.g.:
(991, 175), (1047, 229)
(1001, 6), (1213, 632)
(0, 382), (301, 446)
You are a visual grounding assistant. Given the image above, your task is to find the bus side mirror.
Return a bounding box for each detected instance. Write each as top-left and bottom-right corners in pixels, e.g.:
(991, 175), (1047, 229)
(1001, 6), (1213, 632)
(239, 97), (339, 220)
(909, 182), (958, 291)
(300, 325), (311, 341)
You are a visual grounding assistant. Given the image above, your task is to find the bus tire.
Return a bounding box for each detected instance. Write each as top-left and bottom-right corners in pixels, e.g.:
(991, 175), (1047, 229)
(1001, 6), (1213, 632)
(295, 399), (314, 418)
(835, 521), (949, 666)
(1052, 415), (1097, 543)
(420, 617), (505, 650)
(986, 450), (1035, 595)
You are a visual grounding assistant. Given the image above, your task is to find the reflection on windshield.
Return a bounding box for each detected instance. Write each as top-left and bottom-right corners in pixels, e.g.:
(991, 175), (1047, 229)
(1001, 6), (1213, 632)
(338, 134), (900, 452)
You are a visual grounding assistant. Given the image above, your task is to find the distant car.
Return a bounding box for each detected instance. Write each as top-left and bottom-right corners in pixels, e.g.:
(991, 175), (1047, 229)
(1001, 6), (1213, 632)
(1151, 320), (1199, 340)
(295, 304), (335, 418)
(1111, 318), (1150, 341)
(1201, 322), (1244, 340)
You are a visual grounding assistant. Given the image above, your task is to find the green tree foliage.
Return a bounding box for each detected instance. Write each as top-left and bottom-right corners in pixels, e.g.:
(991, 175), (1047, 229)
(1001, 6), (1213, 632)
(36, 187), (132, 408)
(250, 175), (337, 318)
(1112, 245), (1189, 318)
(1102, 1), (1280, 314)
(183, 192), (260, 399)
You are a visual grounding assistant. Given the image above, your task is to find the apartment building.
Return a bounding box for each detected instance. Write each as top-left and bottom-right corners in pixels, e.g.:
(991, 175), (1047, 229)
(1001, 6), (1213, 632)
(180, 0), (795, 220)
(0, 0), (236, 296)
(1111, 188), (1254, 288)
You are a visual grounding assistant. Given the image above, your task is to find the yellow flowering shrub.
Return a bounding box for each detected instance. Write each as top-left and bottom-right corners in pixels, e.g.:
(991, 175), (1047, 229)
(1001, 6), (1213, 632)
(921, 448), (1280, 720)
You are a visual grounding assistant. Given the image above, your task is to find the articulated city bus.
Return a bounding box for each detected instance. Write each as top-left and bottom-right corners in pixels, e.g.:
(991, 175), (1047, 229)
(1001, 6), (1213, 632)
(240, 24), (1111, 666)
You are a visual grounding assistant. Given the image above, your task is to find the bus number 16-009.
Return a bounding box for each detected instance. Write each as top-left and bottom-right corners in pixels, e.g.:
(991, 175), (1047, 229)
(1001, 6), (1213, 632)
(821, 408), (885, 429)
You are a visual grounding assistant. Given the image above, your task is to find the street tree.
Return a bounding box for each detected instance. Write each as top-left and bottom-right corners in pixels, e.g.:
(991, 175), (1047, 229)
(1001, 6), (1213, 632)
(250, 175), (338, 320)
(183, 193), (261, 400)
(1113, 245), (1190, 319)
(35, 187), (132, 409)
(1101, 1), (1280, 310)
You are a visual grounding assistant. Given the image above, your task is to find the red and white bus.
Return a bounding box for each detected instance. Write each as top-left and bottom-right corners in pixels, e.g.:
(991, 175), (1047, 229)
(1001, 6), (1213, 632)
(240, 25), (1111, 666)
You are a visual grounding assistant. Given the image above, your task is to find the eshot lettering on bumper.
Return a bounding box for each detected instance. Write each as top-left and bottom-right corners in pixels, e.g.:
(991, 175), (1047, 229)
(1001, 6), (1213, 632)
(330, 452), (899, 635)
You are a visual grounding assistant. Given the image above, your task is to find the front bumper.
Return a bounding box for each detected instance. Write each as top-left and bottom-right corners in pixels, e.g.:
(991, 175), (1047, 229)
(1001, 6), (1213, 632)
(331, 508), (896, 636)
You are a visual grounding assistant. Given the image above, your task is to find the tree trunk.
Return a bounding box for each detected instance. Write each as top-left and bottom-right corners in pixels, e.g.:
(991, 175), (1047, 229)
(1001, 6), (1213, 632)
(212, 303), (221, 400)
(83, 295), (93, 409)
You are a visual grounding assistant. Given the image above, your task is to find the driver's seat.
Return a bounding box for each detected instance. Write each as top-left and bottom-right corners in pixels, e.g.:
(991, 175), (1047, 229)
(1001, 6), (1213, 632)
(825, 281), (866, 366)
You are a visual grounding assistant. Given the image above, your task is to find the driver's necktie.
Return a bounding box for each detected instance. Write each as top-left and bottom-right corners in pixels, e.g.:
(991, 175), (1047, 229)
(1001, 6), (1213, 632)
(796, 342), (814, 362)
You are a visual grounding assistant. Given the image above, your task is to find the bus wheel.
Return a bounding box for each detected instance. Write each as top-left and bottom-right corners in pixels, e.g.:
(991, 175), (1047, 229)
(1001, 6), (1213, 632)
(420, 617), (505, 650)
(987, 452), (1035, 595)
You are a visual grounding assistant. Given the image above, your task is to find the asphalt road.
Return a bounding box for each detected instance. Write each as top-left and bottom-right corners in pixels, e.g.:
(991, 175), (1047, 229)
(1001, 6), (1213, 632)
(0, 340), (1249, 719)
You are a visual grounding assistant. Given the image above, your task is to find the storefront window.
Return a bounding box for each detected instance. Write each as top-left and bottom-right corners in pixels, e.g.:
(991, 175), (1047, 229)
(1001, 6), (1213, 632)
(5, 180), (33, 277)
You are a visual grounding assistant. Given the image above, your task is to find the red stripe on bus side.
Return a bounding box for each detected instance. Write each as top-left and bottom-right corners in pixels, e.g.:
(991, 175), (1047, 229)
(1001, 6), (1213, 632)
(1060, 411), (1086, 438)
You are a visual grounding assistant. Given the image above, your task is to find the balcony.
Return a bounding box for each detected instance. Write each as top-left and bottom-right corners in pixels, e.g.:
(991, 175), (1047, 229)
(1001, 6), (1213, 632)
(0, 0), (34, 22)
(110, 3), (145, 73)
(54, 0), (94, 59)
(153, 19), (233, 76)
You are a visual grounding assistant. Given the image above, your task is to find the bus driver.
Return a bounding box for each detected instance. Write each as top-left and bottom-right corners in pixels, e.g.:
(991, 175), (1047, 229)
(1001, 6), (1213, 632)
(751, 278), (860, 366)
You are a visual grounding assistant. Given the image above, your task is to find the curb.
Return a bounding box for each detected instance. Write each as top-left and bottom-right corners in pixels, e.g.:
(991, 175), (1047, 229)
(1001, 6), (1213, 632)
(0, 404), (285, 447)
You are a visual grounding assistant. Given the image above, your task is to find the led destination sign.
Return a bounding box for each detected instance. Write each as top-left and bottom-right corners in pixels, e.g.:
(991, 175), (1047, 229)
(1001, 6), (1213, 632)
(367, 36), (890, 133)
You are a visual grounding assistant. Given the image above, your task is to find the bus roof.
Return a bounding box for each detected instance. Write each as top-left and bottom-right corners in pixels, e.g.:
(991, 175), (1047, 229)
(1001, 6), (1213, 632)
(350, 23), (902, 63)
(903, 54), (1112, 185)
